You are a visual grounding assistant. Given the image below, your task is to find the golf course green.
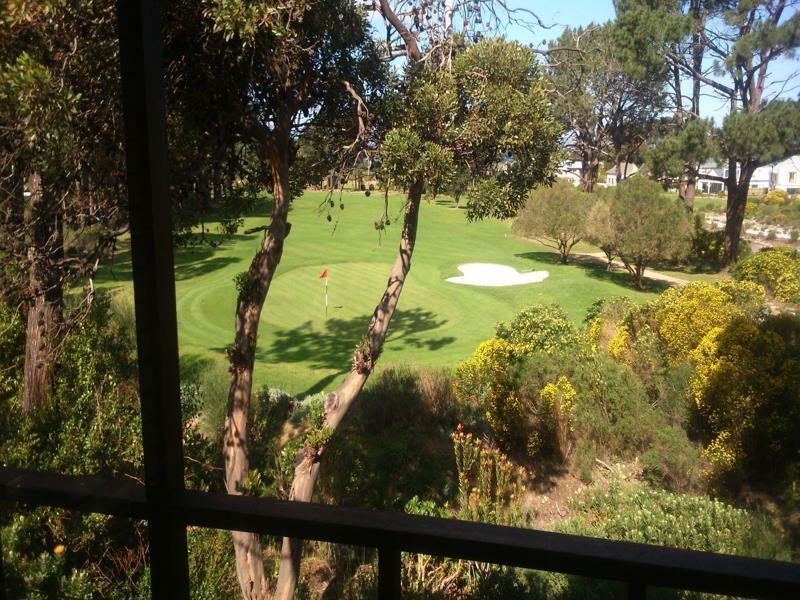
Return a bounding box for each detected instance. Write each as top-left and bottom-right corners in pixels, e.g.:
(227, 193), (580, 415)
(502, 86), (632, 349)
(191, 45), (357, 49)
(98, 190), (660, 396)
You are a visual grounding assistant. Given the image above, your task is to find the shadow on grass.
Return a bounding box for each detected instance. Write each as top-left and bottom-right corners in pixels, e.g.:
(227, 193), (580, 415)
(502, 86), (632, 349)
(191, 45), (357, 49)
(96, 199), (276, 284)
(180, 353), (218, 383)
(260, 307), (456, 396)
(172, 233), (252, 281)
(515, 251), (670, 293)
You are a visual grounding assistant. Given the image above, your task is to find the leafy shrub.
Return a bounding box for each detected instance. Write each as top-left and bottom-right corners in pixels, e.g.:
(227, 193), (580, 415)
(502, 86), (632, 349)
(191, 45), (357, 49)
(514, 352), (659, 464)
(690, 314), (800, 483)
(558, 483), (788, 560)
(688, 214), (725, 268)
(320, 366), (461, 511)
(641, 426), (705, 493)
(732, 246), (800, 303)
(583, 296), (635, 354)
(402, 430), (529, 598)
(538, 376), (577, 461)
(495, 303), (580, 355)
(452, 337), (518, 445)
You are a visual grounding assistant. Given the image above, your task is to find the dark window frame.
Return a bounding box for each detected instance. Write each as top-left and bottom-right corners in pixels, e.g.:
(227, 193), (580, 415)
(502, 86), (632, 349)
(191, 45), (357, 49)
(2, 2), (800, 598)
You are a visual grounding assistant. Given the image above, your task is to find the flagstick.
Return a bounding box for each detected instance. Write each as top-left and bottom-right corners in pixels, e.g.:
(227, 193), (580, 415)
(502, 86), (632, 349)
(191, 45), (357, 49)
(324, 276), (328, 319)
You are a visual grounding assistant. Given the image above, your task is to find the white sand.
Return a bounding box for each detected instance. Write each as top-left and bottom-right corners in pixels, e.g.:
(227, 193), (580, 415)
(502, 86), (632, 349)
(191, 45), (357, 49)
(446, 263), (549, 287)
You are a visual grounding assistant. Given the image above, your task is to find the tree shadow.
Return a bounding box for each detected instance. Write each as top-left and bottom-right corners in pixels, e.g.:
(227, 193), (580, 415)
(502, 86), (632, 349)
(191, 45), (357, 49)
(258, 307), (456, 395)
(179, 353), (217, 383)
(515, 251), (670, 293)
(172, 233), (253, 281)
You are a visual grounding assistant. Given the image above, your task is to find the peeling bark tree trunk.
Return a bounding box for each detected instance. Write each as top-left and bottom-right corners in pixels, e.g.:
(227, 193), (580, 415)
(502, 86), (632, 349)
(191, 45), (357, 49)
(22, 172), (63, 412)
(223, 128), (292, 600)
(272, 178), (424, 600)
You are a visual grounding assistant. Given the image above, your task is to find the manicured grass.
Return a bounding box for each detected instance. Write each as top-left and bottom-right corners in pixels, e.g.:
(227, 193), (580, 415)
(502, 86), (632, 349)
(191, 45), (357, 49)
(97, 190), (661, 396)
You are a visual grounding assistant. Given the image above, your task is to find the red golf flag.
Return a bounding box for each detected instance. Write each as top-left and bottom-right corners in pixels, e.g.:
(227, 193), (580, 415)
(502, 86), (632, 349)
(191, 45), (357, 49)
(319, 268), (328, 279)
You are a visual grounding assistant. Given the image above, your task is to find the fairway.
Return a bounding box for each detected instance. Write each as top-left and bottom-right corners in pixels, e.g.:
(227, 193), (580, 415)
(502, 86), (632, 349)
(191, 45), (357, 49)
(98, 190), (659, 396)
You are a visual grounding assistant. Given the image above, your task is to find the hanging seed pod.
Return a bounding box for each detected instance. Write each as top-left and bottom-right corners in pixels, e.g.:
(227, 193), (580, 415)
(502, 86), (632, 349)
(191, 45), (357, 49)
(327, 214), (332, 222)
(339, 203), (344, 210)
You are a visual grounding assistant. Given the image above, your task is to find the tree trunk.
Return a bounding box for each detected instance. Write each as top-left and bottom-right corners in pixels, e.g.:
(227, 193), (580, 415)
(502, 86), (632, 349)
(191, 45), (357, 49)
(272, 178), (424, 600)
(683, 171), (696, 212)
(22, 172), (63, 412)
(580, 152), (599, 193)
(634, 263), (645, 290)
(723, 164), (752, 266)
(223, 132), (291, 600)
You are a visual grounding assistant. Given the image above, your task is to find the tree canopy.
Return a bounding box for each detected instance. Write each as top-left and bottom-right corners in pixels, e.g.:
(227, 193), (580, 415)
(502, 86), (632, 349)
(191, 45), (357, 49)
(612, 176), (692, 288)
(513, 179), (590, 263)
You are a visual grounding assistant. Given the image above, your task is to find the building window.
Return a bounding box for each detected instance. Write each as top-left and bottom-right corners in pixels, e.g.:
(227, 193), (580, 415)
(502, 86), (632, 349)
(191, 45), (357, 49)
(789, 171), (797, 183)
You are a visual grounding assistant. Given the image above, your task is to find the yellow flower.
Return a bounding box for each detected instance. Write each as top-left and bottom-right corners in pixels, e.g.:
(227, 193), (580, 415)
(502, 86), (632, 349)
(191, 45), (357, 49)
(54, 544), (66, 556)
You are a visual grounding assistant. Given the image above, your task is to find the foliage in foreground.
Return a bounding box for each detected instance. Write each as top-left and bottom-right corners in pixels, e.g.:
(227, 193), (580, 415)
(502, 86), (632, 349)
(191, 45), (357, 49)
(0, 294), (223, 598)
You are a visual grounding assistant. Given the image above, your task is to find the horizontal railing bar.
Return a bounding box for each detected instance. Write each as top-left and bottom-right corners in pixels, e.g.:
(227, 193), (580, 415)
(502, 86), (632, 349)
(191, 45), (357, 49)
(2, 467), (798, 599)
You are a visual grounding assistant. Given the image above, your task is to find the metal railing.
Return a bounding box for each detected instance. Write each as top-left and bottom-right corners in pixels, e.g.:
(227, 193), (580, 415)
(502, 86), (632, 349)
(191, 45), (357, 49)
(2, 467), (799, 599)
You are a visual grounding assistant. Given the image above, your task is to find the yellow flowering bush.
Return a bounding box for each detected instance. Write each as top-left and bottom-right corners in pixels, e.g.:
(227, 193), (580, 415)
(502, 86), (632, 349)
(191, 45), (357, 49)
(606, 323), (631, 360)
(494, 304), (579, 355)
(452, 337), (522, 446)
(653, 280), (766, 362)
(732, 246), (800, 303)
(539, 376), (577, 460)
(690, 315), (800, 482)
(701, 431), (739, 473)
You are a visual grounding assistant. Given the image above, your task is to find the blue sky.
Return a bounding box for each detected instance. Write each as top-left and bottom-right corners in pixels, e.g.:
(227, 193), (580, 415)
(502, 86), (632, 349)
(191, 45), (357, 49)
(500, 0), (800, 122)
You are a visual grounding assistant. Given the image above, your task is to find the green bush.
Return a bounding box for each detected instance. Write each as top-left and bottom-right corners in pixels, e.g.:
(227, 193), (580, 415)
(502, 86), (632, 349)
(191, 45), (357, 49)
(453, 304), (584, 451)
(0, 293), (226, 598)
(688, 214), (725, 269)
(641, 426), (705, 493)
(558, 483), (789, 560)
(319, 366), (461, 511)
(512, 352), (660, 464)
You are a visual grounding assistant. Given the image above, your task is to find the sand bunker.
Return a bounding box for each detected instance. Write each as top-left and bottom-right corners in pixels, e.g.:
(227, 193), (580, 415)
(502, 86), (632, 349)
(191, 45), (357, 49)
(446, 263), (549, 287)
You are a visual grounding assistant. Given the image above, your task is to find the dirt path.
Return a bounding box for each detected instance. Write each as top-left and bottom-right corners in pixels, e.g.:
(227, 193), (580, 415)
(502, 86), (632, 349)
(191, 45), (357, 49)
(575, 252), (689, 286)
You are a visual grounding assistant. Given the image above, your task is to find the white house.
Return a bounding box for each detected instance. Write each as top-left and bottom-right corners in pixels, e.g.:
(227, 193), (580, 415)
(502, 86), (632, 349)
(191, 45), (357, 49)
(697, 155), (800, 195)
(697, 161), (728, 194)
(763, 156), (800, 194)
(556, 160), (583, 187)
(604, 162), (640, 186)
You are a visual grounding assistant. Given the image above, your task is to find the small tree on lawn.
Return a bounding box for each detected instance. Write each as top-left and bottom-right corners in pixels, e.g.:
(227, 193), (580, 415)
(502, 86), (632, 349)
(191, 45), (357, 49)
(612, 176), (691, 289)
(513, 179), (589, 264)
(585, 190), (617, 269)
